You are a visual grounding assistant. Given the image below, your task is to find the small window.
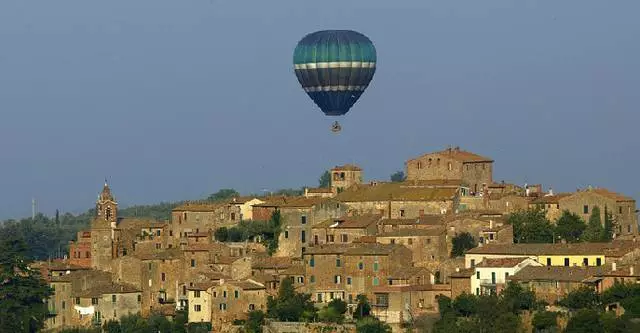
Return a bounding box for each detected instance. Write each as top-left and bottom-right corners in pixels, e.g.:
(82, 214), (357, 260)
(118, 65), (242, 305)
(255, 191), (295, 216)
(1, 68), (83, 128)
(596, 258), (602, 266)
(194, 304), (201, 312)
(234, 290), (239, 298)
(334, 275), (341, 284)
(310, 256), (315, 267)
(546, 258), (551, 266)
(249, 304), (256, 311)
(297, 276), (305, 284)
(284, 231), (289, 239)
(476, 271), (480, 279)
(75, 297), (80, 305)
(169, 230), (173, 236)
(358, 262), (364, 270)
(220, 303), (227, 310)
(231, 213), (236, 221)
(191, 259), (196, 267)
(347, 277), (352, 285)
(341, 234), (348, 243)
(161, 273), (166, 281)
(223, 291), (227, 298)
(317, 293), (323, 302)
(336, 258), (341, 267)
(470, 259), (475, 268)
(301, 216), (307, 224)
(86, 251), (91, 258)
(564, 258), (570, 267)
(408, 238), (413, 245)
(112, 295), (116, 303)
(373, 277), (379, 286)
(583, 205), (589, 214)
(583, 258), (589, 266)
(156, 230), (161, 236)
(301, 230), (306, 243)
(619, 206), (623, 214)
(400, 209), (405, 217)
(62, 301), (66, 309)
(92, 298), (99, 305)
(373, 262), (379, 272)
(137, 295), (141, 303)
(310, 275), (316, 283)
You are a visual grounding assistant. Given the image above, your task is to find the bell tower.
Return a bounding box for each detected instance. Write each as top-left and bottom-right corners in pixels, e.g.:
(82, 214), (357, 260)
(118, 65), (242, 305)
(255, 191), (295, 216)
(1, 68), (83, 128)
(91, 179), (118, 271)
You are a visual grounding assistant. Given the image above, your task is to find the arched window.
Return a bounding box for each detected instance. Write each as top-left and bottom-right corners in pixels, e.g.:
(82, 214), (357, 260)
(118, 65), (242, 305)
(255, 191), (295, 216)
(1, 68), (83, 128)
(105, 207), (112, 221)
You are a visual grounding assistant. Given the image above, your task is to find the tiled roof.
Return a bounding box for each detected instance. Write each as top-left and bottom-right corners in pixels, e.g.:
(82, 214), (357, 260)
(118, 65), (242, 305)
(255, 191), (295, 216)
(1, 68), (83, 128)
(135, 249), (183, 260)
(344, 243), (406, 256)
(281, 264), (305, 276)
(377, 227), (445, 238)
(307, 187), (334, 194)
(253, 196), (331, 208)
(214, 256), (242, 265)
(508, 266), (606, 282)
(227, 279), (265, 290)
(380, 215), (444, 226)
(331, 164), (362, 171)
(476, 257), (528, 268)
(229, 196), (265, 204)
(335, 183), (458, 202)
(466, 243), (615, 256)
(75, 282), (140, 297)
(388, 266), (432, 279)
(408, 148), (493, 163)
(184, 243), (229, 253)
(251, 256), (292, 270)
(304, 244), (352, 255)
(371, 284), (450, 293)
(188, 281), (218, 291)
(35, 261), (90, 272)
(450, 268), (475, 278)
(531, 194), (572, 204)
(591, 188), (635, 202)
(314, 214), (382, 229)
(116, 218), (166, 230)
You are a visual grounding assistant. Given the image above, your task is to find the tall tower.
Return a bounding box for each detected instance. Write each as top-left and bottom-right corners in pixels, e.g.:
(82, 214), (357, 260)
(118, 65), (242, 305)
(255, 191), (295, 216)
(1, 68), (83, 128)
(91, 180), (118, 271)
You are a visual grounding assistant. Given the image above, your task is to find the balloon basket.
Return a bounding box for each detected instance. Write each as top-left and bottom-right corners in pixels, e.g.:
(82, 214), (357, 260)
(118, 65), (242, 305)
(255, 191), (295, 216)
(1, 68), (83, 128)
(331, 121), (342, 133)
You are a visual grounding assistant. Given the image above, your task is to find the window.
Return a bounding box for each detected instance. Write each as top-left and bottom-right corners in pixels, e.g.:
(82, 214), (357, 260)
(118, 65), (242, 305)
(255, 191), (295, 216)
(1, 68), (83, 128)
(505, 272), (509, 279)
(231, 213), (236, 221)
(348, 294), (353, 303)
(86, 251), (90, 258)
(169, 230), (173, 236)
(584, 205), (589, 214)
(619, 206), (623, 214)
(347, 277), (352, 285)
(546, 258), (551, 266)
(596, 258), (602, 266)
(75, 297), (80, 305)
(489, 233), (494, 240)
(223, 291), (227, 298)
(408, 238), (413, 245)
(297, 277), (304, 284)
(327, 235), (335, 242)
(92, 298), (99, 305)
(113, 310), (117, 318)
(564, 258), (570, 267)
(400, 209), (405, 217)
(301, 216), (307, 224)
(583, 258), (589, 266)
(317, 294), (323, 302)
(358, 262), (364, 270)
(191, 259), (196, 267)
(309, 256), (315, 267)
(194, 290), (201, 298)
(427, 238), (431, 244)
(390, 239), (395, 244)
(249, 304), (256, 311)
(148, 263), (152, 270)
(284, 231), (289, 239)
(161, 273), (166, 281)
(373, 262), (379, 272)
(194, 305), (201, 312)
(334, 275), (341, 284)
(336, 258), (341, 267)
(219, 304), (227, 310)
(156, 230), (161, 236)
(417, 162), (422, 169)
(234, 290), (239, 298)
(310, 275), (316, 283)
(137, 295), (141, 303)
(213, 291), (217, 297)
(62, 301), (66, 309)
(301, 230), (306, 243)
(491, 272), (496, 284)
(112, 295), (116, 303)
(470, 259), (475, 267)
(341, 234), (348, 243)
(476, 271), (480, 279)
(373, 277), (379, 286)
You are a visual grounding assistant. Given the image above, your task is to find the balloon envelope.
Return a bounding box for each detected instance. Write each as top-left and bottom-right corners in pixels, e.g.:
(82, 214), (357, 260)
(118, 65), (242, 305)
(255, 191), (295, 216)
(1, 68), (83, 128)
(293, 30), (377, 117)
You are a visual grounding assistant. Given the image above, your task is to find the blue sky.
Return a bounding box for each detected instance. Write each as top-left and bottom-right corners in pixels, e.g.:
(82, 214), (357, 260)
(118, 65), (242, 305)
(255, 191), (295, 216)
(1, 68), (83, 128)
(1, 0), (639, 219)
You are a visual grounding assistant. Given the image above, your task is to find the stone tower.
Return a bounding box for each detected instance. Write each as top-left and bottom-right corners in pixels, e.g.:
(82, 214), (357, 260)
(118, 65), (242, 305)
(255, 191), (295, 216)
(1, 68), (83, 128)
(330, 164), (363, 193)
(91, 180), (118, 271)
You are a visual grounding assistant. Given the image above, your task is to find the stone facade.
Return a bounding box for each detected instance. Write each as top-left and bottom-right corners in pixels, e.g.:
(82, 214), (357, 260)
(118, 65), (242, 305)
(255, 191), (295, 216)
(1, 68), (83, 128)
(376, 227), (448, 264)
(331, 164), (363, 193)
(229, 197), (265, 221)
(371, 284), (451, 324)
(310, 214), (381, 246)
(171, 202), (242, 245)
(69, 231), (93, 268)
(405, 147), (493, 194)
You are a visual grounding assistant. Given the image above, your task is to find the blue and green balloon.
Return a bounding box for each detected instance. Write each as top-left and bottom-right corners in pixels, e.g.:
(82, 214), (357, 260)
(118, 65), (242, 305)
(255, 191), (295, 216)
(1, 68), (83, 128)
(293, 30), (377, 119)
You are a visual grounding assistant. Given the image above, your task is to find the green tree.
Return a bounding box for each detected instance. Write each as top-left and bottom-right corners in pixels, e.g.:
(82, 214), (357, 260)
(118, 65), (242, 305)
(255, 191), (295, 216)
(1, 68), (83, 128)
(263, 210), (282, 256)
(356, 316), (392, 333)
(453, 293), (478, 317)
(564, 309), (604, 333)
(532, 311), (558, 333)
(508, 209), (555, 243)
(451, 232), (477, 257)
(390, 171), (406, 182)
(555, 211), (586, 243)
(559, 286), (600, 310)
(354, 294), (372, 320)
(214, 227), (229, 242)
(319, 170), (331, 188)
(603, 206), (614, 241)
(207, 188), (240, 201)
(584, 206), (605, 242)
(266, 278), (316, 322)
(0, 232), (54, 332)
(501, 281), (536, 313)
(319, 299), (348, 323)
(244, 310), (265, 333)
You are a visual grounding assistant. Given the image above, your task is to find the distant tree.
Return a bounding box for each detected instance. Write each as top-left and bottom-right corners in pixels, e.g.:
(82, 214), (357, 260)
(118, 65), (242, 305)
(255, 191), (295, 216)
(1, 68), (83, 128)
(452, 293), (479, 317)
(214, 227), (228, 242)
(0, 231), (54, 332)
(559, 286), (600, 310)
(501, 281), (536, 313)
(244, 310), (265, 333)
(266, 278), (316, 322)
(508, 209), (555, 243)
(207, 188), (240, 201)
(171, 309), (188, 333)
(356, 316), (392, 333)
(584, 206), (605, 242)
(226, 227), (244, 242)
(390, 171), (406, 182)
(450, 232), (477, 257)
(319, 170), (331, 188)
(55, 209), (60, 225)
(319, 299), (348, 323)
(603, 206), (614, 241)
(353, 294), (372, 320)
(263, 210), (283, 256)
(532, 311), (558, 333)
(555, 211), (587, 243)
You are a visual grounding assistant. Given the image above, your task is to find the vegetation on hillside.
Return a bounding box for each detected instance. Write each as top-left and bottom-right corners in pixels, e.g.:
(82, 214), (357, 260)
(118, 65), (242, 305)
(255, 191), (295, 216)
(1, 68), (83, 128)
(451, 232), (478, 257)
(390, 171), (406, 182)
(319, 170), (331, 188)
(214, 211), (283, 255)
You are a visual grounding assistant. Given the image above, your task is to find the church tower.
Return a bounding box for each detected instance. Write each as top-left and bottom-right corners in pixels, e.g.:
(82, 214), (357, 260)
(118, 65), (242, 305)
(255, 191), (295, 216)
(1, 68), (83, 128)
(91, 180), (118, 271)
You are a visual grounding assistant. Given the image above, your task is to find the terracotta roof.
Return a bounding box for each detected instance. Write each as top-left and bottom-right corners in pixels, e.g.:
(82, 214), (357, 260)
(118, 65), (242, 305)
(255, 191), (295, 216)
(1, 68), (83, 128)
(372, 284), (450, 293)
(331, 164), (362, 171)
(184, 243), (229, 253)
(508, 266), (606, 282)
(253, 196), (331, 208)
(450, 268), (475, 278)
(116, 218), (166, 230)
(281, 264), (305, 276)
(307, 187), (334, 194)
(388, 266), (432, 279)
(353, 236), (378, 243)
(531, 194), (572, 204)
(229, 196), (264, 204)
(314, 214), (382, 229)
(75, 282), (140, 297)
(335, 183), (458, 202)
(401, 179), (465, 187)
(476, 257), (529, 268)
(304, 244), (352, 255)
(591, 188), (635, 202)
(135, 248), (183, 260)
(378, 226), (445, 238)
(173, 202), (227, 212)
(227, 279), (265, 290)
(188, 281), (218, 291)
(597, 264), (640, 277)
(466, 243), (615, 256)
(50, 269), (112, 283)
(380, 215), (444, 226)
(251, 256), (292, 270)
(214, 256), (242, 265)
(36, 261), (90, 272)
(187, 232), (210, 238)
(344, 243), (406, 256)
(251, 272), (279, 283)
(408, 148), (493, 163)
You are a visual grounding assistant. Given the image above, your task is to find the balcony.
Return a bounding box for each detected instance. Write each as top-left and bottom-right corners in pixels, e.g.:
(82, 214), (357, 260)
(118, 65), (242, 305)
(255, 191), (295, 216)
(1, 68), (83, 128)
(479, 279), (497, 286)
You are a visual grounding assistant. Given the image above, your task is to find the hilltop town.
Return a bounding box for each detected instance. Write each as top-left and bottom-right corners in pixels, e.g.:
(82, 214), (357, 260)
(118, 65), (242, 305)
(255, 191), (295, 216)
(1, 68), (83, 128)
(25, 147), (640, 332)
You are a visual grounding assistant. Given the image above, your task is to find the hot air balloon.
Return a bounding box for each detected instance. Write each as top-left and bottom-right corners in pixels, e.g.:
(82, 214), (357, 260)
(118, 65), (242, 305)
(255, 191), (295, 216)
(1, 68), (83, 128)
(293, 30), (377, 133)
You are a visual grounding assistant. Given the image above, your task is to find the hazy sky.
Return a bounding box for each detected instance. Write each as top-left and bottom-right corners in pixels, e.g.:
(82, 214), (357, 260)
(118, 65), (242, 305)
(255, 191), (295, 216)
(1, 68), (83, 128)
(1, 0), (639, 219)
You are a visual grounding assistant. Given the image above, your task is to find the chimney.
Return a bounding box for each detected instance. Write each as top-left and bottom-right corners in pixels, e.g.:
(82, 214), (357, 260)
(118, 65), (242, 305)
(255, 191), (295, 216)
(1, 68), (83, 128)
(612, 262), (617, 271)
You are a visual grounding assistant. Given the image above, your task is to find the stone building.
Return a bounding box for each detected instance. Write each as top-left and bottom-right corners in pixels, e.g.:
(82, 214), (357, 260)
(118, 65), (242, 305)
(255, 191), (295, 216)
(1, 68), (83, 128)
(331, 164), (363, 193)
(303, 243), (413, 305)
(530, 187), (638, 236)
(69, 231), (92, 268)
(405, 147), (494, 195)
(252, 197), (347, 257)
(229, 196), (265, 221)
(375, 227), (448, 264)
(371, 284), (451, 324)
(171, 202), (241, 245)
(91, 182), (119, 271)
(304, 187), (336, 198)
(335, 182), (459, 219)
(507, 266), (605, 304)
(377, 215), (444, 233)
(470, 257), (542, 296)
(311, 214), (382, 246)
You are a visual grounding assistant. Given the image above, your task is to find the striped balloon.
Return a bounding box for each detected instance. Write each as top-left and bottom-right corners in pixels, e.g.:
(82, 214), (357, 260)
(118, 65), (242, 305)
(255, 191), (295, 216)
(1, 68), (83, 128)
(293, 30), (377, 117)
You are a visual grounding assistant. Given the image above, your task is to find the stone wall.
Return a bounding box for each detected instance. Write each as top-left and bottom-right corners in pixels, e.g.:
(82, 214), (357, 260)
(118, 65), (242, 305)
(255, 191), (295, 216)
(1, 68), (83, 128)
(342, 200), (454, 220)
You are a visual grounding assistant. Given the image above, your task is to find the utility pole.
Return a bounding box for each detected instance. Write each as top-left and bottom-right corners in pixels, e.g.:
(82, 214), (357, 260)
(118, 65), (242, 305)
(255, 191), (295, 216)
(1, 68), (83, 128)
(32, 198), (36, 220)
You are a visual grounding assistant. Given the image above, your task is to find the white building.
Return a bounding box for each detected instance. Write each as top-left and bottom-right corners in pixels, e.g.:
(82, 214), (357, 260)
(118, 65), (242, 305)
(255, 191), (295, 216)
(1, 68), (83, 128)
(470, 257), (541, 295)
